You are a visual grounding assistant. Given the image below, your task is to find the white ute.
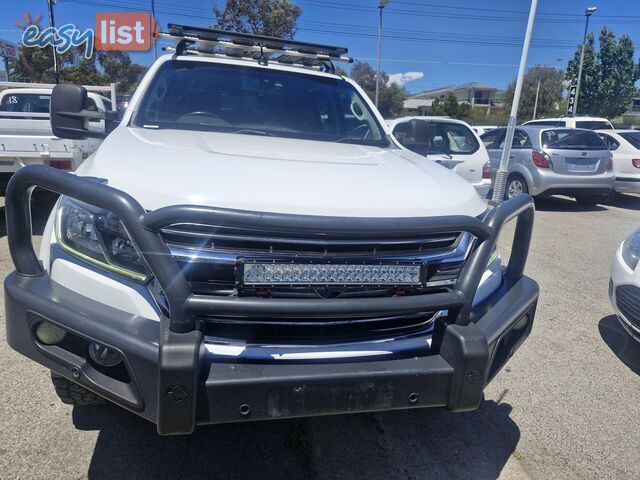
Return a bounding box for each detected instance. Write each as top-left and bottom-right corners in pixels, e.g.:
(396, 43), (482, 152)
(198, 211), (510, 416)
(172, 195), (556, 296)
(4, 25), (539, 435)
(0, 83), (115, 192)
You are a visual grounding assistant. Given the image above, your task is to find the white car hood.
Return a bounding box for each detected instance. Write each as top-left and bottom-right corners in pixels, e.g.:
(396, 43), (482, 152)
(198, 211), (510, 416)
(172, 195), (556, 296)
(77, 127), (486, 218)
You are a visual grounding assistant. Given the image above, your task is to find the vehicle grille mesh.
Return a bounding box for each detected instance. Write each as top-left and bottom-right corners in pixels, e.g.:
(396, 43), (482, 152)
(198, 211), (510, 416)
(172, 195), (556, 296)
(616, 285), (640, 330)
(160, 223), (460, 256)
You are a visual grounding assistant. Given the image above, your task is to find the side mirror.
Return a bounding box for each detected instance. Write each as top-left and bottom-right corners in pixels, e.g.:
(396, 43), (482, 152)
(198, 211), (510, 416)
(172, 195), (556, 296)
(51, 84), (118, 140)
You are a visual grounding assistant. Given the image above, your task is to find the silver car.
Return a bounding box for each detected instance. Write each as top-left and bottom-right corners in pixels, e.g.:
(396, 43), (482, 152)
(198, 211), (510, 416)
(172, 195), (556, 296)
(481, 126), (614, 204)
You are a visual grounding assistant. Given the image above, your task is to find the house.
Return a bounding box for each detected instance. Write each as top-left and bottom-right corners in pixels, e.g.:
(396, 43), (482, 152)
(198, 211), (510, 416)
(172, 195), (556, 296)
(625, 96), (640, 117)
(404, 82), (498, 114)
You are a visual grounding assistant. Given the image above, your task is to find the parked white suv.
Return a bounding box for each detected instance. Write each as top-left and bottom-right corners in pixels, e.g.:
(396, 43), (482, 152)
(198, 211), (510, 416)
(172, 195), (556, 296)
(523, 116), (613, 130)
(4, 25), (538, 435)
(387, 116), (492, 197)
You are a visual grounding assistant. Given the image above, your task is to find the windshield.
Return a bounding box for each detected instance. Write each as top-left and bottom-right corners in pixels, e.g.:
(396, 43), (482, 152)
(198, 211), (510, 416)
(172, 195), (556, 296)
(542, 129), (607, 150)
(620, 131), (640, 150)
(133, 60), (388, 146)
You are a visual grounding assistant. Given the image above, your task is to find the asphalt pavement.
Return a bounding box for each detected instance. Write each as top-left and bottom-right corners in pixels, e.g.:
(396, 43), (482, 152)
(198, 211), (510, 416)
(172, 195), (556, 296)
(0, 193), (639, 480)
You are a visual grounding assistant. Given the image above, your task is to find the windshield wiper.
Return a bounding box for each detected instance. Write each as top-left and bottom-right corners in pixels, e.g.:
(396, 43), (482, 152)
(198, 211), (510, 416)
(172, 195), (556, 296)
(335, 137), (390, 147)
(232, 129), (273, 136)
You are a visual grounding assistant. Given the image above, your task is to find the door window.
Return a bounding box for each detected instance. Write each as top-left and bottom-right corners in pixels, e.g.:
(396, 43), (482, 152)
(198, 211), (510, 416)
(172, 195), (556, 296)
(480, 128), (504, 149)
(393, 120), (479, 156)
(0, 93), (50, 113)
(597, 133), (620, 151)
(512, 129), (532, 149)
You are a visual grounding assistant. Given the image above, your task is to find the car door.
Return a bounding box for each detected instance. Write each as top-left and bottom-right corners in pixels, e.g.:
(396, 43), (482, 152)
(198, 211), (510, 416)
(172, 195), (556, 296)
(510, 128), (533, 170)
(480, 128), (505, 176)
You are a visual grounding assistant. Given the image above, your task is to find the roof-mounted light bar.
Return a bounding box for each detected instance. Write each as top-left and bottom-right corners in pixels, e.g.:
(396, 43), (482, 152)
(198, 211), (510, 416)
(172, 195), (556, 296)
(159, 24), (353, 73)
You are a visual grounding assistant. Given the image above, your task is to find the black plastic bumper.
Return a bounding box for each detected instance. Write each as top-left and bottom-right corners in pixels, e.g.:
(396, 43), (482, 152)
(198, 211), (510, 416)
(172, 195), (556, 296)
(4, 165), (538, 435)
(5, 272), (538, 428)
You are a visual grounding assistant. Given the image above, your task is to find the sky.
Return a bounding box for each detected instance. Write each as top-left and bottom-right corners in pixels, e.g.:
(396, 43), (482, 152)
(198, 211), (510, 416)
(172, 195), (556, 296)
(1, 0), (639, 93)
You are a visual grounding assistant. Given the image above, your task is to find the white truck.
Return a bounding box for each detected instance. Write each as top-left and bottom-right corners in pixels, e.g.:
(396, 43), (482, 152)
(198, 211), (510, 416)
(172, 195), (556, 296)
(3, 25), (539, 435)
(0, 83), (117, 193)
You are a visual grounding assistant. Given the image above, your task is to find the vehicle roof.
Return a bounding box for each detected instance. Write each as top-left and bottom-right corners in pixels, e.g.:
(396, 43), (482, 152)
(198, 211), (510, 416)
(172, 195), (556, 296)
(0, 88), (109, 102)
(0, 88), (53, 95)
(524, 116), (610, 122)
(598, 129), (638, 134)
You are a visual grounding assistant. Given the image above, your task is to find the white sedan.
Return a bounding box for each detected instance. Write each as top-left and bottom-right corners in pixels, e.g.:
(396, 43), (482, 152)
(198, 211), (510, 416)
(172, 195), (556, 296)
(597, 129), (640, 193)
(610, 227), (640, 342)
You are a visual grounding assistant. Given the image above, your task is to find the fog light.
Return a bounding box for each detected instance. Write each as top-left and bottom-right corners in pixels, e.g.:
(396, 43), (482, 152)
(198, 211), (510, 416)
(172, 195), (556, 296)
(35, 322), (67, 345)
(88, 342), (123, 367)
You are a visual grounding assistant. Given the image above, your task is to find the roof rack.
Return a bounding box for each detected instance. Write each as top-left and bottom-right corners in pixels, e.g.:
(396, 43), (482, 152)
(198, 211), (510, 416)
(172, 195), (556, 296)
(158, 24), (353, 74)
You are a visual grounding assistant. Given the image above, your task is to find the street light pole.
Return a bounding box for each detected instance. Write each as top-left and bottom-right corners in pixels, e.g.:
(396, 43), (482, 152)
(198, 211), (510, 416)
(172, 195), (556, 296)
(375, 0), (389, 108)
(491, 0), (538, 203)
(532, 58), (562, 120)
(532, 73), (541, 120)
(574, 6), (597, 117)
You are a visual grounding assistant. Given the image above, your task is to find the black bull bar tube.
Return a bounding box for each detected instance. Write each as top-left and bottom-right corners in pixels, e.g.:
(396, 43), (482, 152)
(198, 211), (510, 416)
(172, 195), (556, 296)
(4, 165), (537, 434)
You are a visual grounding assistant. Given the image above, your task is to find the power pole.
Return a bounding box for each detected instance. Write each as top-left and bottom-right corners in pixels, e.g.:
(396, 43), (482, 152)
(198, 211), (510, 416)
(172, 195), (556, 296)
(532, 74), (541, 120)
(375, 0), (390, 108)
(151, 0), (158, 60)
(47, 0), (60, 83)
(574, 7), (597, 117)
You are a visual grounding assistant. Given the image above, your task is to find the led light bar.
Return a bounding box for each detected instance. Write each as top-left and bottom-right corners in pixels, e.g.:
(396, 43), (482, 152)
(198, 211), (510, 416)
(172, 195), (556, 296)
(243, 263), (422, 286)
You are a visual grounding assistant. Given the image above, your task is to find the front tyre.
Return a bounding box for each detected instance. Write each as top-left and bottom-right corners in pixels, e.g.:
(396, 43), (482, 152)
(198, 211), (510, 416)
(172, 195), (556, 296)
(505, 174), (528, 200)
(50, 371), (107, 406)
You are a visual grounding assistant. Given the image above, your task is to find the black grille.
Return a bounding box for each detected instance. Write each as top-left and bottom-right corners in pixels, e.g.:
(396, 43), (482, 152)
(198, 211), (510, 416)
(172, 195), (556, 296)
(161, 224), (466, 341)
(202, 310), (442, 344)
(161, 223), (460, 256)
(616, 285), (640, 329)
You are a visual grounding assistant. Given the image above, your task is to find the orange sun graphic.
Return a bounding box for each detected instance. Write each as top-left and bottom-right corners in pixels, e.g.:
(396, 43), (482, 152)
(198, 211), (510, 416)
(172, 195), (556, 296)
(15, 12), (42, 29)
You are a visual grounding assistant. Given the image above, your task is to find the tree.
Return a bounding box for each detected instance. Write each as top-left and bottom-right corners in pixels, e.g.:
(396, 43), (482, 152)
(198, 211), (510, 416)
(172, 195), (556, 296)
(213, 0), (302, 39)
(96, 51), (147, 94)
(503, 66), (564, 122)
(443, 92), (459, 117)
(347, 61), (407, 117)
(565, 27), (640, 118)
(429, 97), (446, 116)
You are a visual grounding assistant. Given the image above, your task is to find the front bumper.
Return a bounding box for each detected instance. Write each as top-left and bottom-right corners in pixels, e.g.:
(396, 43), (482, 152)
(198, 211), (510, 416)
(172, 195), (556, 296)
(4, 165), (538, 435)
(609, 244), (640, 341)
(6, 271), (538, 429)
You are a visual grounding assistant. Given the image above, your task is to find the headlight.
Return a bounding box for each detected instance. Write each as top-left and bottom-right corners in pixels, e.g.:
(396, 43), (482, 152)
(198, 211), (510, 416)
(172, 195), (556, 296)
(55, 197), (150, 282)
(622, 228), (640, 271)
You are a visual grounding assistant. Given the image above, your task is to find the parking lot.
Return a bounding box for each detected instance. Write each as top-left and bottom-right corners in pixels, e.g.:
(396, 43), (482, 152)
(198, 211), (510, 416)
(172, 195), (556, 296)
(0, 193), (639, 480)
